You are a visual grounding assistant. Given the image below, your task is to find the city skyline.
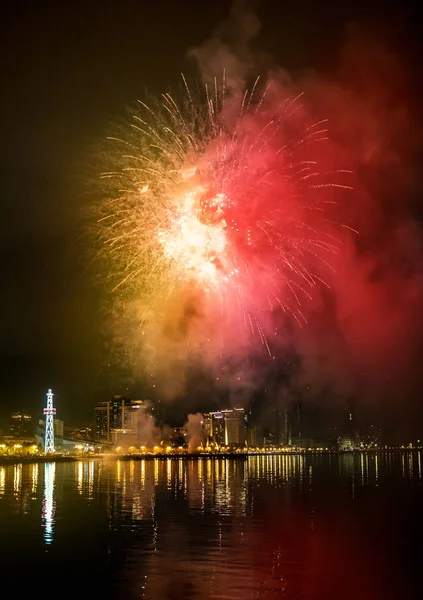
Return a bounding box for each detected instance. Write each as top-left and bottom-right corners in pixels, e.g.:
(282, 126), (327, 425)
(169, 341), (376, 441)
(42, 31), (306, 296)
(0, 386), (416, 454)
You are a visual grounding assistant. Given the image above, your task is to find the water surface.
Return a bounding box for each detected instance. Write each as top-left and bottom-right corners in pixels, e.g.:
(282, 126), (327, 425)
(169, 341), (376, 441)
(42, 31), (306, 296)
(0, 453), (422, 599)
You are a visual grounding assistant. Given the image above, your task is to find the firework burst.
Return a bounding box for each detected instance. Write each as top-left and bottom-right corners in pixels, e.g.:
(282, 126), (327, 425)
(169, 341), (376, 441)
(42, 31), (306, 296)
(95, 74), (353, 359)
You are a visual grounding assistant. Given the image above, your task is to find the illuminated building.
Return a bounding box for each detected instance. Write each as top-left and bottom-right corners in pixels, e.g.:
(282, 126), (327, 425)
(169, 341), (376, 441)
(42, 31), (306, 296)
(225, 410), (246, 446)
(96, 397), (146, 444)
(68, 426), (93, 440)
(203, 408), (246, 447)
(202, 414), (213, 443)
(10, 411), (33, 437)
(110, 395), (130, 429)
(111, 428), (138, 447)
(95, 401), (110, 441)
(124, 400), (144, 431)
(111, 396), (143, 430)
(207, 412), (225, 445)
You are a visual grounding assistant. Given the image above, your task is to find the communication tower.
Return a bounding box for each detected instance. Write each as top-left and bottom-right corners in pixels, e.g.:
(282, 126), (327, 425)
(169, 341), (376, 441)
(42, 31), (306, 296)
(44, 389), (56, 453)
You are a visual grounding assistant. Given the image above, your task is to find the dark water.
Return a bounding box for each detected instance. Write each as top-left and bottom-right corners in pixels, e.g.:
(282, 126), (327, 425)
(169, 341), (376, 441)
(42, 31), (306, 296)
(0, 453), (422, 599)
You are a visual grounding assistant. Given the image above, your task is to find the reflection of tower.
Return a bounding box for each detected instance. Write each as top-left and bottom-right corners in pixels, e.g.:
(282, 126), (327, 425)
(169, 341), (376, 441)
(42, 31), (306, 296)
(44, 389), (56, 453)
(42, 462), (56, 544)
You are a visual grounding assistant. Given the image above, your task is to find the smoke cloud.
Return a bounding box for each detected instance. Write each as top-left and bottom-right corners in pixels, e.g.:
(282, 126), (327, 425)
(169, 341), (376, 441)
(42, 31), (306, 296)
(99, 3), (422, 439)
(181, 3), (423, 430)
(184, 413), (205, 453)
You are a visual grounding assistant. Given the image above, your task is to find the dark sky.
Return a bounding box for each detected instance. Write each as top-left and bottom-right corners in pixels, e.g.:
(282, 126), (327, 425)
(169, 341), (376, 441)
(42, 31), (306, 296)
(0, 0), (421, 426)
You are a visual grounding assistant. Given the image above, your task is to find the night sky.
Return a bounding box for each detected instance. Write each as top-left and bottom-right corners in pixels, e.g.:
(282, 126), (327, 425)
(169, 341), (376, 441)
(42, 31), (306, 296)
(1, 0), (421, 428)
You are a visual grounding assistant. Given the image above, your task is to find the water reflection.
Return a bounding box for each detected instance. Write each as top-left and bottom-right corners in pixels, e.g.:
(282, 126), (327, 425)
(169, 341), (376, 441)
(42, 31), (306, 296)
(31, 463), (39, 494)
(41, 462), (56, 544)
(0, 466), (5, 496)
(13, 464), (22, 496)
(0, 452), (422, 599)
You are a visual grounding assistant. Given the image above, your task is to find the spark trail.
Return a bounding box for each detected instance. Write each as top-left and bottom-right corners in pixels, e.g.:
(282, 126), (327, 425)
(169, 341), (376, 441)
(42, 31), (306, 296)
(95, 75), (353, 360)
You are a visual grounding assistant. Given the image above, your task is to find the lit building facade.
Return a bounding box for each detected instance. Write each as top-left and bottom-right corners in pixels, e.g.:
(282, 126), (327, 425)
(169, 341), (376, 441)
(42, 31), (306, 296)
(95, 401), (110, 441)
(95, 397), (145, 442)
(10, 411), (33, 438)
(203, 408), (246, 448)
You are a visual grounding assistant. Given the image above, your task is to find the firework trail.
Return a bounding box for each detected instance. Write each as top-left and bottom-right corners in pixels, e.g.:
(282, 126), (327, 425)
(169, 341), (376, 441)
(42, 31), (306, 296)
(95, 74), (353, 361)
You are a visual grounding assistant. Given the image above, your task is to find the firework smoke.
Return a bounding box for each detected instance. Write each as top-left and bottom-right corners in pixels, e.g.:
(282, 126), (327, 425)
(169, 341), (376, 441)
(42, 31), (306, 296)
(184, 413), (206, 453)
(95, 74), (352, 383)
(94, 4), (422, 433)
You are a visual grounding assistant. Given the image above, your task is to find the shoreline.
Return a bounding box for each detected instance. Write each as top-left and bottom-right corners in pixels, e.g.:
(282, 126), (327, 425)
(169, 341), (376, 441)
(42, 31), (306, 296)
(1, 447), (422, 466)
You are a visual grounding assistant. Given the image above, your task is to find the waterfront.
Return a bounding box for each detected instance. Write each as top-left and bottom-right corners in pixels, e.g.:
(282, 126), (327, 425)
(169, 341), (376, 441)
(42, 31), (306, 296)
(0, 453), (422, 599)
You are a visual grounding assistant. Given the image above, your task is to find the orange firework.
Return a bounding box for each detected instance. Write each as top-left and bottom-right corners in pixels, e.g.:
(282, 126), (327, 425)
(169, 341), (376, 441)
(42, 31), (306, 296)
(94, 74), (354, 358)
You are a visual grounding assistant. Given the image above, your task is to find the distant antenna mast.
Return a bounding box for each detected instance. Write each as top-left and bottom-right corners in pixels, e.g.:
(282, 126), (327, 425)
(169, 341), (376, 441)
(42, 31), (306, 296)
(44, 389), (56, 453)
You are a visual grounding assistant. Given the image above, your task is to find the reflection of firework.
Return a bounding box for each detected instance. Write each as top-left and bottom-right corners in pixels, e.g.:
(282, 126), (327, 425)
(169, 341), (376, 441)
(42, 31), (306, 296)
(95, 75), (352, 358)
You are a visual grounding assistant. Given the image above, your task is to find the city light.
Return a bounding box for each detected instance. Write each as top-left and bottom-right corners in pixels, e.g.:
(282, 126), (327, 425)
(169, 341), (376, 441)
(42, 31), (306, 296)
(0, 391), (422, 462)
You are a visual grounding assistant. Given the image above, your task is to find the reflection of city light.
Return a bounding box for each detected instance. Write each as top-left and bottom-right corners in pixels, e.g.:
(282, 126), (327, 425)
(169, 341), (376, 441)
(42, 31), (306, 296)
(0, 467), (5, 496)
(166, 459), (172, 489)
(88, 460), (95, 499)
(360, 453), (365, 485)
(154, 460), (159, 487)
(42, 463), (56, 545)
(13, 464), (22, 495)
(408, 453), (413, 479)
(77, 461), (83, 494)
(140, 460), (145, 488)
(178, 460), (184, 491)
(31, 463), (39, 494)
(121, 461), (127, 495)
(206, 460), (212, 486)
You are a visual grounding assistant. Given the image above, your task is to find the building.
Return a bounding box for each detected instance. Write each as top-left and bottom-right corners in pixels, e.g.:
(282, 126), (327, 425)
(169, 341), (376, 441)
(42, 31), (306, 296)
(95, 396), (145, 443)
(225, 410), (246, 446)
(54, 419), (64, 437)
(124, 400), (144, 431)
(247, 425), (257, 447)
(202, 411), (225, 446)
(203, 408), (246, 448)
(202, 414), (213, 443)
(95, 402), (110, 441)
(111, 428), (138, 447)
(10, 411), (33, 437)
(66, 426), (93, 440)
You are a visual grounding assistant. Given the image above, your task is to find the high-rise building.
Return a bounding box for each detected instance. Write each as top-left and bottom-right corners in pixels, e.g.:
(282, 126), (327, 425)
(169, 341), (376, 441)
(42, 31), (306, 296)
(95, 401), (110, 441)
(95, 397), (145, 442)
(124, 400), (144, 431)
(202, 414), (213, 443)
(203, 408), (246, 447)
(10, 411), (33, 437)
(202, 411), (225, 445)
(225, 409), (246, 446)
(110, 395), (133, 429)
